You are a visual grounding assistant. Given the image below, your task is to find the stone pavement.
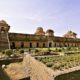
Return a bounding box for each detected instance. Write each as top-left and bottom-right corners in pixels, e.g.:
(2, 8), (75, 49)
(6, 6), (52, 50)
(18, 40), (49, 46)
(23, 53), (54, 80)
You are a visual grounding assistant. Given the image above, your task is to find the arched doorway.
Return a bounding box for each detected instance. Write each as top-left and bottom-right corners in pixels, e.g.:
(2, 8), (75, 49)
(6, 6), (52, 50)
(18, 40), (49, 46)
(21, 42), (24, 48)
(1, 27), (5, 32)
(36, 43), (39, 47)
(11, 42), (15, 49)
(43, 43), (45, 47)
(49, 42), (52, 47)
(30, 43), (32, 48)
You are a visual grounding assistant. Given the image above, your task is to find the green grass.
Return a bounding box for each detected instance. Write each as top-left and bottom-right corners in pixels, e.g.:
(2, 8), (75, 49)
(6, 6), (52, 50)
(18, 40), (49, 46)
(36, 53), (80, 70)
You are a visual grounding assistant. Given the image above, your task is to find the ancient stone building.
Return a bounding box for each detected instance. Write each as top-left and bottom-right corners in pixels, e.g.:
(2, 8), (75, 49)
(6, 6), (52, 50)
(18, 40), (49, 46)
(0, 20), (80, 50)
(0, 20), (10, 50)
(63, 31), (77, 38)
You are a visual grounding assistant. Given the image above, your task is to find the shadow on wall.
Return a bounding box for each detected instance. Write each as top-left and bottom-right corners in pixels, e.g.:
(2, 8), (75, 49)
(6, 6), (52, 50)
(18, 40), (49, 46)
(19, 77), (30, 80)
(55, 70), (80, 80)
(0, 67), (11, 80)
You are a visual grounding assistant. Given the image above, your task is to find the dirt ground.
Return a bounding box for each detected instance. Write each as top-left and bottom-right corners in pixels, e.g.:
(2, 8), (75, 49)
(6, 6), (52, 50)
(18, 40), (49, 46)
(4, 62), (25, 80)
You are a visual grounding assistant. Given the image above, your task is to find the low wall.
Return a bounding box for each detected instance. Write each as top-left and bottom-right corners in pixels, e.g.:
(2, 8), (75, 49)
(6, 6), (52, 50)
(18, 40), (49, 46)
(55, 70), (80, 80)
(53, 66), (80, 80)
(0, 57), (23, 66)
(0, 67), (11, 80)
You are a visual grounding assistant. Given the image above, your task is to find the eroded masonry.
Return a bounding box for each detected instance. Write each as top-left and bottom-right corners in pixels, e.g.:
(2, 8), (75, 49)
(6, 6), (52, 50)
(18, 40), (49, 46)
(0, 20), (80, 50)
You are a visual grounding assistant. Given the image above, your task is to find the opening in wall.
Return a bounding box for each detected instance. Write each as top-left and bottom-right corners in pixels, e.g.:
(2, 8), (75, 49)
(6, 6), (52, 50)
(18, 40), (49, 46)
(43, 43), (45, 47)
(21, 42), (24, 48)
(49, 42), (52, 47)
(30, 42), (32, 48)
(11, 42), (15, 49)
(36, 43), (39, 47)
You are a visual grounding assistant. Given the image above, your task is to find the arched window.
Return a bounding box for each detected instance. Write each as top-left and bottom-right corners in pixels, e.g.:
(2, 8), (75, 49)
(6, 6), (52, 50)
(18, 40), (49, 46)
(1, 27), (5, 33)
(64, 43), (67, 47)
(21, 42), (24, 48)
(30, 43), (32, 48)
(54, 43), (56, 47)
(1, 27), (5, 31)
(36, 43), (39, 47)
(49, 42), (52, 47)
(43, 43), (45, 47)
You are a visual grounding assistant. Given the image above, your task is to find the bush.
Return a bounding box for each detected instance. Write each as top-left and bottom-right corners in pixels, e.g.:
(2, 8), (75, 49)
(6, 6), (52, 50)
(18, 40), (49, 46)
(58, 49), (62, 52)
(46, 62), (53, 67)
(19, 49), (24, 54)
(5, 49), (13, 57)
(53, 63), (62, 70)
(1, 50), (5, 54)
(35, 49), (39, 53)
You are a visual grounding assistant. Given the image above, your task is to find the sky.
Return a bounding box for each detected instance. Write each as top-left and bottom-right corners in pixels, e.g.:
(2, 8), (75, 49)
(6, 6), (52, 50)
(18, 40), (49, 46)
(0, 0), (80, 37)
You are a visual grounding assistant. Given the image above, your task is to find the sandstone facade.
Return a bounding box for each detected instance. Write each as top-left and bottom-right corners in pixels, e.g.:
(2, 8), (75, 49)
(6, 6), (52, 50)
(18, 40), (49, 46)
(0, 20), (80, 49)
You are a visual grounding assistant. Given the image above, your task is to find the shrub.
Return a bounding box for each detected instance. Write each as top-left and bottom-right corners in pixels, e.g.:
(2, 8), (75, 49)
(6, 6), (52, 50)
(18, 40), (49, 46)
(5, 49), (13, 57)
(19, 49), (24, 54)
(58, 49), (62, 52)
(10, 54), (18, 58)
(53, 65), (61, 70)
(46, 62), (53, 67)
(1, 50), (5, 54)
(52, 52), (59, 55)
(67, 47), (71, 51)
(35, 49), (39, 53)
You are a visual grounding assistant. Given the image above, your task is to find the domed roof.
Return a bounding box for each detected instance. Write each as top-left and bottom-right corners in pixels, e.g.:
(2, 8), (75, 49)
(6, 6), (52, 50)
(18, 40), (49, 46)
(63, 30), (77, 38)
(46, 29), (54, 33)
(0, 20), (7, 24)
(0, 20), (10, 32)
(67, 31), (77, 35)
(35, 27), (45, 35)
(36, 27), (43, 31)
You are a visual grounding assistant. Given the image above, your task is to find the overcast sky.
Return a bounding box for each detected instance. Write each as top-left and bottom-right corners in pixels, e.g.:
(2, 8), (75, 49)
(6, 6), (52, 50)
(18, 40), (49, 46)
(0, 0), (80, 37)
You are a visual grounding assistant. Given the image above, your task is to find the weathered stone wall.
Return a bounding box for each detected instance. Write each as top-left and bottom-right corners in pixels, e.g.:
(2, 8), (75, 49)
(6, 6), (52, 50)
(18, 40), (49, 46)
(55, 70), (80, 80)
(0, 20), (10, 50)
(0, 20), (80, 49)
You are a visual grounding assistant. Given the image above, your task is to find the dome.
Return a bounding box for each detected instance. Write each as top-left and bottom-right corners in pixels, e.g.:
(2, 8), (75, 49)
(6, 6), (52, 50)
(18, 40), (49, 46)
(64, 31), (77, 35)
(0, 20), (7, 24)
(46, 29), (54, 33)
(0, 20), (10, 32)
(36, 27), (43, 31)
(63, 30), (77, 38)
(67, 31), (76, 35)
(34, 27), (45, 35)
(45, 29), (54, 36)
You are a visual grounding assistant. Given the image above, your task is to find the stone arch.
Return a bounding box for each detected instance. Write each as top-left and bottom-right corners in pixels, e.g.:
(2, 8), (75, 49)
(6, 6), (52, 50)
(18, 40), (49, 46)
(36, 42), (39, 47)
(11, 42), (15, 49)
(1, 27), (5, 31)
(21, 42), (24, 48)
(30, 42), (32, 48)
(49, 42), (52, 47)
(43, 43), (45, 47)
